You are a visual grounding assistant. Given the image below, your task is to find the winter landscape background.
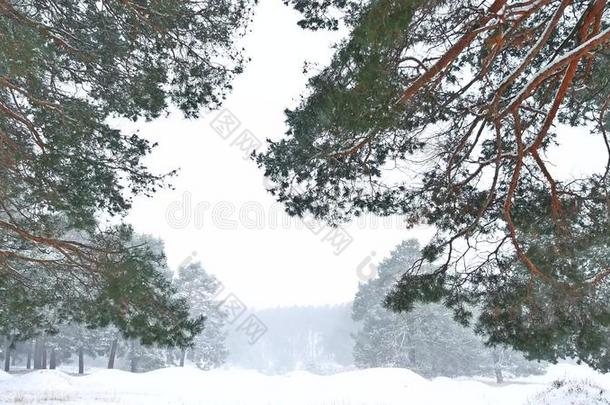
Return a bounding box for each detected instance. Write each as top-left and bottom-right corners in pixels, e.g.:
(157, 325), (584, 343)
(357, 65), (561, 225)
(2, 0), (610, 404)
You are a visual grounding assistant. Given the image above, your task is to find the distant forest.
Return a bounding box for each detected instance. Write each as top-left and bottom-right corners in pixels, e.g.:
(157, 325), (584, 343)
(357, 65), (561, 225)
(226, 302), (543, 381)
(226, 305), (355, 374)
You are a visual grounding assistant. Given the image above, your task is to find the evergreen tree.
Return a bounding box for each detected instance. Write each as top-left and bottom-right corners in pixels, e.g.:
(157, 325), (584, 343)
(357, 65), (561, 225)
(0, 277), (46, 371)
(260, 1), (610, 370)
(353, 240), (542, 379)
(46, 323), (100, 373)
(174, 262), (228, 370)
(82, 233), (204, 348)
(124, 339), (166, 373)
(1, 232), (204, 370)
(0, 0), (253, 342)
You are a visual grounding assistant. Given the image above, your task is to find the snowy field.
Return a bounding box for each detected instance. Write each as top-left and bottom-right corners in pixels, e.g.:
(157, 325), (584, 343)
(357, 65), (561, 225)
(1, 364), (609, 405)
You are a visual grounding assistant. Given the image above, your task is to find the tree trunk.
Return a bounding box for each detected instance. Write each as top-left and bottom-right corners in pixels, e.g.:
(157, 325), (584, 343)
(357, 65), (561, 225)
(129, 340), (137, 373)
(78, 347), (84, 375)
(41, 346), (47, 369)
(33, 339), (41, 369)
(3, 351), (9, 373)
(26, 343), (32, 370)
(492, 350), (504, 384)
(180, 349), (186, 367)
(494, 366), (504, 384)
(49, 349), (56, 370)
(3, 338), (11, 372)
(107, 339), (118, 369)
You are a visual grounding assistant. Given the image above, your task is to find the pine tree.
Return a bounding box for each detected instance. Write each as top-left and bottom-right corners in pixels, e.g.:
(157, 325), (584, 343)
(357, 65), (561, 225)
(174, 262), (228, 370)
(0, 278), (45, 371)
(124, 339), (166, 373)
(46, 323), (100, 374)
(260, 0), (610, 371)
(0, 0), (254, 344)
(1, 232), (204, 371)
(353, 240), (543, 380)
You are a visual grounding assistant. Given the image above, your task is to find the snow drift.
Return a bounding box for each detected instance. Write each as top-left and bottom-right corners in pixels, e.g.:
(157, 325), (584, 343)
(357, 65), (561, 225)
(527, 379), (610, 405)
(0, 363), (607, 405)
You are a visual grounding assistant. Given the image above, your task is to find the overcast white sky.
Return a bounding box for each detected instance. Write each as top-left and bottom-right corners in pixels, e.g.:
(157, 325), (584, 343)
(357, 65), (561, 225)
(122, 0), (434, 309)
(122, 0), (607, 309)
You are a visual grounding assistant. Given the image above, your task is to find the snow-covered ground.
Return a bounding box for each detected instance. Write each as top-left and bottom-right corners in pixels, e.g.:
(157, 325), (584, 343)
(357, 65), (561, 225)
(0, 364), (608, 405)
